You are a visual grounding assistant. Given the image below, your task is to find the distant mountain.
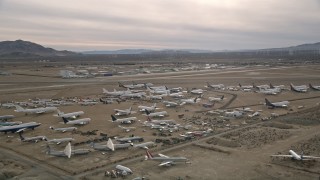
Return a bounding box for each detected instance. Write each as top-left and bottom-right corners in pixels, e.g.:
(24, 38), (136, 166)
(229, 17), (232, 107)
(82, 49), (155, 55)
(0, 40), (78, 58)
(258, 42), (320, 52)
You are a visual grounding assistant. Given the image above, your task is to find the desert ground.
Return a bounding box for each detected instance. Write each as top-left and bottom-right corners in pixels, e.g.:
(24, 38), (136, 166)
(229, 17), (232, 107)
(0, 63), (320, 180)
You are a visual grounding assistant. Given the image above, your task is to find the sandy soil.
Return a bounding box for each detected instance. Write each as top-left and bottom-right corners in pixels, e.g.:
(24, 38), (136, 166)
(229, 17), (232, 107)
(0, 64), (320, 179)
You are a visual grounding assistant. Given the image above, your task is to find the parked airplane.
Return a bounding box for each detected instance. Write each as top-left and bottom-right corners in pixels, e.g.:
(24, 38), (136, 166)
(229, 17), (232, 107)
(238, 83), (253, 89)
(111, 115), (136, 124)
(0, 121), (22, 126)
(18, 131), (46, 143)
(258, 88), (280, 95)
(138, 103), (158, 112)
(120, 92), (145, 99)
(145, 150), (189, 166)
(147, 86), (169, 95)
(103, 88), (130, 96)
(50, 126), (77, 133)
(225, 111), (243, 118)
(309, 83), (320, 91)
(0, 115), (15, 121)
(271, 150), (320, 160)
(133, 141), (155, 149)
(270, 83), (286, 90)
(46, 142), (90, 158)
(190, 89), (204, 95)
(208, 95), (224, 102)
(144, 110), (168, 118)
(147, 93), (165, 100)
(146, 118), (176, 125)
(55, 110), (84, 119)
(0, 122), (41, 134)
(162, 101), (179, 107)
(79, 101), (98, 106)
(1, 103), (15, 109)
(118, 125), (136, 132)
(265, 98), (289, 108)
(115, 165), (133, 175)
(14, 105), (57, 114)
(180, 129), (212, 138)
(168, 92), (184, 98)
(180, 97), (199, 106)
(46, 137), (75, 145)
(290, 83), (307, 93)
(62, 117), (91, 125)
(90, 138), (132, 151)
(206, 82), (224, 89)
(116, 136), (144, 143)
(114, 107), (135, 116)
(118, 82), (146, 89)
(253, 83), (270, 90)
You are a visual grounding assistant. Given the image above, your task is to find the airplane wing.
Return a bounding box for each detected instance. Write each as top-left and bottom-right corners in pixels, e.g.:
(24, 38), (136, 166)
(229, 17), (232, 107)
(302, 156), (320, 159)
(36, 110), (46, 114)
(158, 153), (169, 158)
(16, 128), (27, 133)
(270, 155), (293, 158)
(159, 161), (173, 166)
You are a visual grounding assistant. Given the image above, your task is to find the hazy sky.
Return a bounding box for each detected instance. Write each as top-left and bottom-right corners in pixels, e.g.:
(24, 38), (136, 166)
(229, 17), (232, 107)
(0, 0), (319, 51)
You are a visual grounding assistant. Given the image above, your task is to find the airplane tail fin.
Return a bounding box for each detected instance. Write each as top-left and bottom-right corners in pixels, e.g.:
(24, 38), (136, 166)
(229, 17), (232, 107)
(221, 95), (224, 100)
(165, 86), (168, 90)
(62, 117), (69, 124)
(14, 105), (24, 112)
(129, 106), (132, 113)
(145, 109), (150, 115)
(194, 97), (198, 103)
(290, 83), (295, 91)
(111, 115), (117, 122)
(270, 83), (274, 89)
(107, 138), (115, 151)
(145, 150), (154, 160)
(49, 126), (54, 130)
(57, 109), (63, 116)
(153, 103), (157, 108)
(64, 142), (72, 158)
(102, 88), (108, 93)
(239, 83), (242, 87)
(18, 131), (25, 141)
(265, 98), (274, 107)
(147, 116), (151, 121)
(118, 82), (125, 88)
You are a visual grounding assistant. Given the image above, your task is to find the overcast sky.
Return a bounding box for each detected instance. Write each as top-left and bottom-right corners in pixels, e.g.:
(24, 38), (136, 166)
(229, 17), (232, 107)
(0, 0), (319, 51)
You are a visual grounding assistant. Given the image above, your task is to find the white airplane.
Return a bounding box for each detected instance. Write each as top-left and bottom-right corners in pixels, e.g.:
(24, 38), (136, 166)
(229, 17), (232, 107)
(0, 121), (22, 126)
(169, 87), (183, 93)
(145, 150), (190, 166)
(147, 93), (165, 100)
(190, 89), (205, 95)
(206, 82), (224, 89)
(168, 92), (184, 98)
(0, 122), (41, 134)
(114, 107), (135, 116)
(115, 165), (133, 175)
(0, 115), (15, 121)
(271, 150), (320, 161)
(46, 137), (75, 145)
(162, 101), (179, 107)
(79, 101), (98, 106)
(147, 86), (169, 95)
(258, 88), (280, 95)
(179, 97), (199, 106)
(270, 83), (286, 90)
(118, 82), (148, 89)
(18, 131), (47, 143)
(62, 117), (91, 125)
(290, 83), (307, 93)
(144, 110), (168, 118)
(225, 111), (243, 118)
(265, 98), (289, 108)
(103, 88), (130, 96)
(146, 118), (176, 125)
(253, 83), (270, 90)
(50, 126), (77, 133)
(116, 136), (144, 143)
(180, 129), (212, 138)
(118, 125), (136, 132)
(14, 105), (57, 114)
(111, 115), (136, 124)
(138, 103), (158, 112)
(147, 85), (167, 90)
(208, 95), (224, 102)
(309, 83), (320, 91)
(55, 109), (84, 119)
(133, 141), (155, 149)
(1, 103), (15, 109)
(120, 92), (145, 99)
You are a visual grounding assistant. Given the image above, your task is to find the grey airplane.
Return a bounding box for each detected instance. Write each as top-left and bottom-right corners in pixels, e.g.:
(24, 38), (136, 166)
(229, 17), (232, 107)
(18, 131), (47, 143)
(114, 106), (135, 116)
(62, 117), (91, 125)
(0, 115), (15, 121)
(290, 83), (308, 93)
(145, 150), (190, 166)
(90, 138), (132, 151)
(0, 122), (41, 134)
(162, 101), (179, 107)
(265, 98), (289, 108)
(133, 141), (155, 149)
(144, 110), (168, 118)
(55, 109), (84, 119)
(14, 105), (57, 114)
(49, 126), (77, 133)
(46, 142), (90, 158)
(116, 136), (144, 143)
(0, 121), (22, 126)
